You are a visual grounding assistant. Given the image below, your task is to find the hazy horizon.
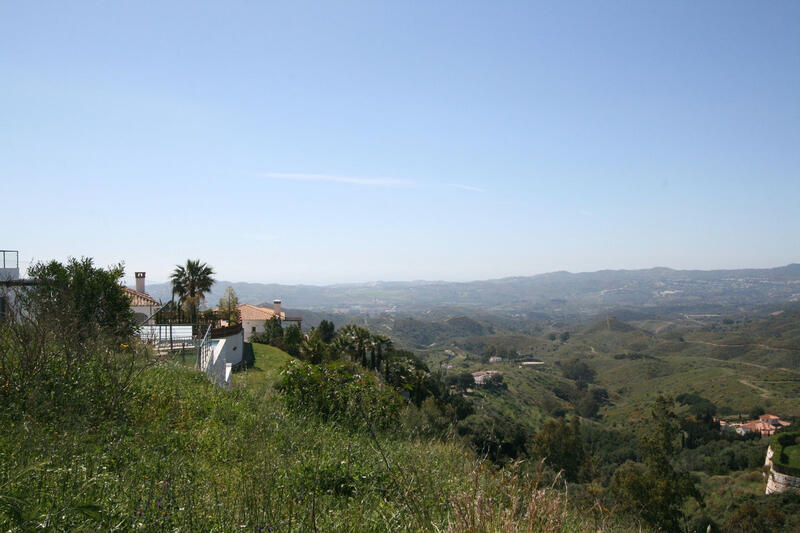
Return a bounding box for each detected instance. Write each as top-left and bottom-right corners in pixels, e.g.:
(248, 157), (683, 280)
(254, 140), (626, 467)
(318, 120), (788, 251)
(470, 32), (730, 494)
(116, 261), (798, 288)
(3, 2), (798, 285)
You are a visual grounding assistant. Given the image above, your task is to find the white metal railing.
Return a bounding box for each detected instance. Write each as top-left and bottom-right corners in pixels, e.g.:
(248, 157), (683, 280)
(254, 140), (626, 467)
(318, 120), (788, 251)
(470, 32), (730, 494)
(196, 324), (213, 370)
(137, 325), (194, 348)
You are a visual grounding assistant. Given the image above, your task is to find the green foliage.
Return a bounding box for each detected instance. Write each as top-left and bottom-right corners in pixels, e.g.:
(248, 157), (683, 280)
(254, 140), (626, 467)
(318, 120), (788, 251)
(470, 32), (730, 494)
(0, 258), (144, 421)
(721, 492), (800, 533)
(770, 431), (800, 476)
(217, 286), (240, 324)
(300, 329), (328, 364)
(169, 259), (215, 322)
(748, 405), (764, 420)
(531, 417), (587, 482)
(560, 358), (596, 384)
(383, 350), (439, 407)
(26, 257), (136, 341)
(446, 371), (475, 392)
(0, 363), (489, 531)
(610, 396), (700, 531)
(277, 360), (401, 430)
(317, 319), (336, 343)
(250, 316), (283, 345)
(677, 438), (766, 475)
(282, 324), (303, 357)
(581, 423), (638, 483)
(456, 413), (529, 464)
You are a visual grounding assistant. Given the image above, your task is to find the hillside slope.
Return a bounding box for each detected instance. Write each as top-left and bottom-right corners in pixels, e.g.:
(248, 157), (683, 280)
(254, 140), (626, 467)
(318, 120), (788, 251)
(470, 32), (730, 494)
(1, 355), (631, 532)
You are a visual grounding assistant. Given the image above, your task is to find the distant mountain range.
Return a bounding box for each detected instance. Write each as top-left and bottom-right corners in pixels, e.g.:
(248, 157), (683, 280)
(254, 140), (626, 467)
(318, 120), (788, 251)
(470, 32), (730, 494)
(141, 264), (800, 317)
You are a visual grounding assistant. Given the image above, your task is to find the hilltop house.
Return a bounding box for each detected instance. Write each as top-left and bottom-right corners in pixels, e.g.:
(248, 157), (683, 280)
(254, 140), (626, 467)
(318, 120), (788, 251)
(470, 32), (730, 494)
(236, 300), (301, 339)
(125, 272), (160, 324)
(239, 302), (285, 340)
(733, 413), (792, 436)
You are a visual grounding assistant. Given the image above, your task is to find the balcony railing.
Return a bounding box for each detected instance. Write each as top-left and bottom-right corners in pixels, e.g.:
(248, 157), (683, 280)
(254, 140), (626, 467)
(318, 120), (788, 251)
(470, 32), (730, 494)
(0, 250), (19, 270)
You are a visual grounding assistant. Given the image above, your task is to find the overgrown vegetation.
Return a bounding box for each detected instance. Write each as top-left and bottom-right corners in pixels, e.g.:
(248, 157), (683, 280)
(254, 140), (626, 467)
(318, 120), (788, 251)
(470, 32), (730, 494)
(0, 258), (640, 532)
(2, 258), (797, 531)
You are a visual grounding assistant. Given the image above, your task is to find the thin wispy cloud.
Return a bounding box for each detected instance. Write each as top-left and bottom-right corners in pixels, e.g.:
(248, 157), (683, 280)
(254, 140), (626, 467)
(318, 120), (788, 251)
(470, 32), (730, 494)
(450, 183), (485, 193)
(261, 172), (413, 188)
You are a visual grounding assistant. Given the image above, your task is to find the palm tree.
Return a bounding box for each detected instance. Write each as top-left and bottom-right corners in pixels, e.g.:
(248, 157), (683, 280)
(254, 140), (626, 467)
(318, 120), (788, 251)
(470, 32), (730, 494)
(336, 324), (371, 366)
(370, 334), (393, 372)
(170, 259), (215, 322)
(301, 329), (327, 365)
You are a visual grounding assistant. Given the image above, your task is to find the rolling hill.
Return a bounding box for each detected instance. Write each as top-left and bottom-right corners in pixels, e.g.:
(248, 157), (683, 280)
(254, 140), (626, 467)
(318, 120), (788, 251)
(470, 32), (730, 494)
(141, 264), (800, 316)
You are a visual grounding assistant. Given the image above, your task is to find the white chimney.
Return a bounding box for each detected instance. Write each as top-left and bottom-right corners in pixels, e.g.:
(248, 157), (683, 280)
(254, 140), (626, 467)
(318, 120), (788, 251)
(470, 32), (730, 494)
(135, 272), (146, 294)
(273, 299), (282, 315)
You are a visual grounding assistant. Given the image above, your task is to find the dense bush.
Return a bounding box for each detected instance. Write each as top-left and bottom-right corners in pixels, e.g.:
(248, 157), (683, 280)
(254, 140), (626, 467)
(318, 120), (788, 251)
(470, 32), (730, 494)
(277, 360), (402, 430)
(456, 413), (529, 464)
(677, 438), (766, 475)
(0, 258), (147, 422)
(531, 417), (587, 482)
(559, 358), (596, 384)
(722, 492), (800, 532)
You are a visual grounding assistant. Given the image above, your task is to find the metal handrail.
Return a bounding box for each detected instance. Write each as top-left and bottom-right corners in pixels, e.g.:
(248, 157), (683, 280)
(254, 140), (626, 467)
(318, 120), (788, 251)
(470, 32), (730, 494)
(196, 324), (213, 370)
(139, 301), (171, 326)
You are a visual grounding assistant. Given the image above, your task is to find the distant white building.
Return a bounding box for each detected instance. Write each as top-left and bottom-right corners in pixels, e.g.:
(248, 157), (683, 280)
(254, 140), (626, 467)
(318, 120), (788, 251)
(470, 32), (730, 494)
(239, 302), (284, 340)
(472, 370), (500, 385)
(489, 356), (503, 363)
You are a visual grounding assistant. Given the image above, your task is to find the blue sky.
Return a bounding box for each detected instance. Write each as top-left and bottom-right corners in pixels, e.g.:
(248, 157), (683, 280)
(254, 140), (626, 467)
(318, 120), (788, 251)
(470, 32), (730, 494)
(2, 1), (798, 285)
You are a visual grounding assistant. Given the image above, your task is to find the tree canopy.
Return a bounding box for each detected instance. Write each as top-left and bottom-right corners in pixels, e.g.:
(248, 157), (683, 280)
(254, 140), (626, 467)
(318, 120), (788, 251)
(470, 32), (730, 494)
(170, 259), (215, 322)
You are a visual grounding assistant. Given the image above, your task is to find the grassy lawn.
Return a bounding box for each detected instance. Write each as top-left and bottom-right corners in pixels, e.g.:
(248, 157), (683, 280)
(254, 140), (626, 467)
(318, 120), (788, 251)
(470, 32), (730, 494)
(780, 443), (800, 469)
(232, 342), (293, 392)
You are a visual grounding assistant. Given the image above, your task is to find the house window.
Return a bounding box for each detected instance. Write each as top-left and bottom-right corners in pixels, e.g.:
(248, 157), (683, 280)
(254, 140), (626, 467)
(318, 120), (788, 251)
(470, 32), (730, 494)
(252, 327), (256, 332)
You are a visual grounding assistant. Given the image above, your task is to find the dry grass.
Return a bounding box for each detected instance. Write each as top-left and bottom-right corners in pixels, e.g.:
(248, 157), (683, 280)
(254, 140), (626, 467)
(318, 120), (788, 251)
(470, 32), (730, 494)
(447, 461), (576, 533)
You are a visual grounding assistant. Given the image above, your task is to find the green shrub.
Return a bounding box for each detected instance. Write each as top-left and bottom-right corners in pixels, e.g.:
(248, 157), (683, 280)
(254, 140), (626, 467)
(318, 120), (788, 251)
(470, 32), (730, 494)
(277, 360), (402, 430)
(0, 258), (147, 422)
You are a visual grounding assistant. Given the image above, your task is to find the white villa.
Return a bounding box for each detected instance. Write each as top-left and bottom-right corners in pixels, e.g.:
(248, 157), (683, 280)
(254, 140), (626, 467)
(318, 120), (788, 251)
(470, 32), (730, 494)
(239, 301), (285, 340)
(237, 300), (303, 340)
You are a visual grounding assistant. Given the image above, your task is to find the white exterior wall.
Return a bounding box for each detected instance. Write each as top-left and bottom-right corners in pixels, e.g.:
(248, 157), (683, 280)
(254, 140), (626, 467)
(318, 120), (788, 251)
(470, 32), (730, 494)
(215, 331), (244, 367)
(132, 304), (160, 325)
(201, 329), (244, 389)
(242, 319), (264, 341)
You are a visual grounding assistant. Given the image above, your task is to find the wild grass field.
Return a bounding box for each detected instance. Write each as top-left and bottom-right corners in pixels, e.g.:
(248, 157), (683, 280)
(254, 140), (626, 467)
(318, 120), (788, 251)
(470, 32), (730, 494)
(0, 343), (630, 532)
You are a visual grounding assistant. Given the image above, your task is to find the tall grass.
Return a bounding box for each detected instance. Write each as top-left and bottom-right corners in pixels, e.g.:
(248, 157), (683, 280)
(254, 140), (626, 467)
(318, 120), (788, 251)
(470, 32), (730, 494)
(0, 360), (642, 531)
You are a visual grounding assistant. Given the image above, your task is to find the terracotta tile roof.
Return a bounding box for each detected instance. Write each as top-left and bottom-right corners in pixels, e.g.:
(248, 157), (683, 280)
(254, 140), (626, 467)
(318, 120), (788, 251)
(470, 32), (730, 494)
(124, 287), (159, 307)
(238, 304), (284, 321)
